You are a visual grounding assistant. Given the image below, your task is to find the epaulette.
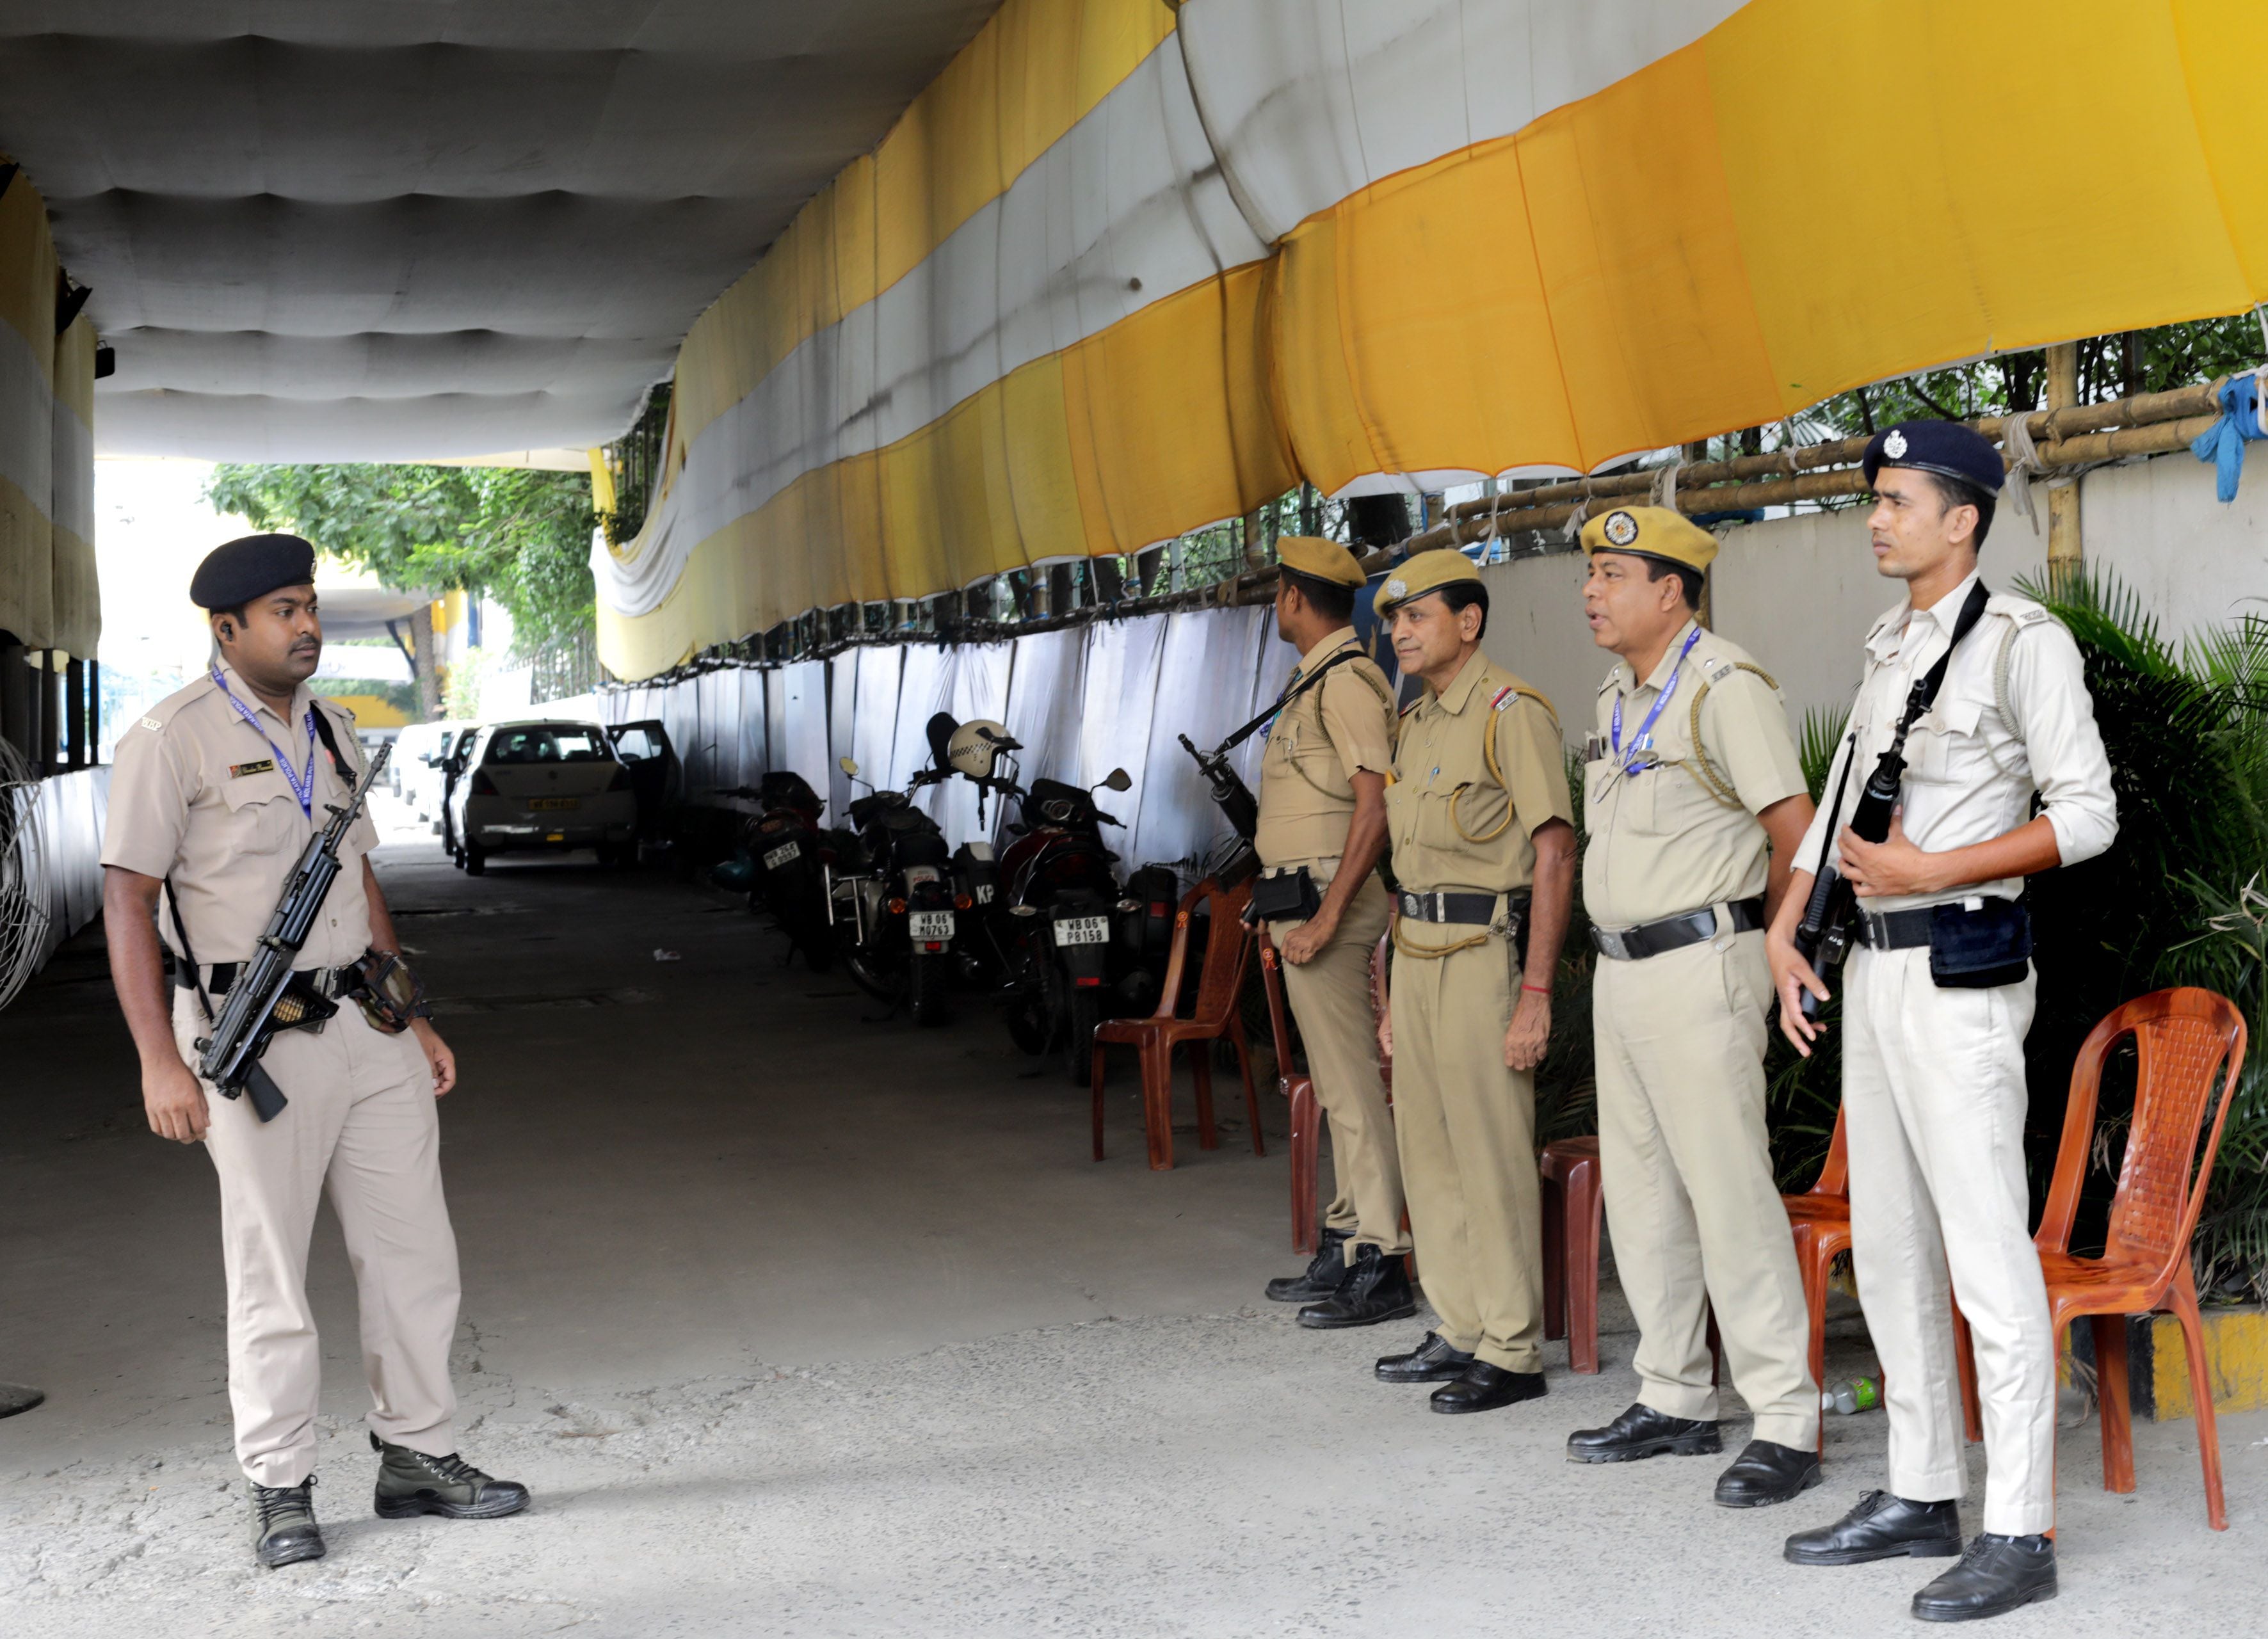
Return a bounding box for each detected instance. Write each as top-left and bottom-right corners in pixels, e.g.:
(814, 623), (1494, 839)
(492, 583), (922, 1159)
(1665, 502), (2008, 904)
(1704, 658), (1737, 685)
(1490, 685), (1517, 712)
(1984, 593), (2056, 629)
(133, 672), (219, 735)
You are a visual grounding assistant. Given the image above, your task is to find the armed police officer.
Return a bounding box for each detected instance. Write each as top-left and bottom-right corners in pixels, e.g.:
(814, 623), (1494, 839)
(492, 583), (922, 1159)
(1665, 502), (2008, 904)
(1251, 538), (1413, 1328)
(101, 534), (528, 1569)
(1370, 549), (1575, 1412)
(1565, 507), (1822, 1505)
(1769, 424), (2115, 1621)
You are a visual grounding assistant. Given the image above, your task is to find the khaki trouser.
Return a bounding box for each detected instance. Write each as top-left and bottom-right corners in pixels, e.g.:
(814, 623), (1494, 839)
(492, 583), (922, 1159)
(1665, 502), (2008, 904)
(1388, 930), (1542, 1372)
(1593, 929), (1819, 1449)
(1268, 868), (1408, 1258)
(1844, 946), (2054, 1536)
(174, 987), (462, 1487)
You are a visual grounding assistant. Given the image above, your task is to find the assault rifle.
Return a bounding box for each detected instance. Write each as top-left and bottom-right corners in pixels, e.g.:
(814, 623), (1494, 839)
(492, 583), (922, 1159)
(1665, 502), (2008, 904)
(189, 740), (392, 1121)
(1791, 582), (1990, 1021)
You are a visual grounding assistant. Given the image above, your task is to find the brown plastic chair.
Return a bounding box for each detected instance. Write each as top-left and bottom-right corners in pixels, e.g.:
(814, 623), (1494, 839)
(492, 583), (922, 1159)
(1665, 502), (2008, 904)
(1091, 877), (1260, 1171)
(1266, 931), (1394, 1254)
(1784, 1104), (1983, 1455)
(2029, 987), (2246, 1531)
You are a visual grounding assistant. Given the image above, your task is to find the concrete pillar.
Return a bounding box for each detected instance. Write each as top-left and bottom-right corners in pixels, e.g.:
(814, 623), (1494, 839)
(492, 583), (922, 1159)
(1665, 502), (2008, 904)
(2045, 342), (2082, 591)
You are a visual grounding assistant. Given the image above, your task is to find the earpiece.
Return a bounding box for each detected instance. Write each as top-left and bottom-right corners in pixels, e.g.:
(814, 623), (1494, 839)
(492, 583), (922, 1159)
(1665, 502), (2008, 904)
(219, 621), (234, 637)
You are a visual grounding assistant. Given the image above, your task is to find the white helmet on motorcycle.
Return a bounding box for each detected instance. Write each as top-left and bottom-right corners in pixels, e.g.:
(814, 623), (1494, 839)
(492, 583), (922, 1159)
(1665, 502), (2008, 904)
(946, 719), (1018, 780)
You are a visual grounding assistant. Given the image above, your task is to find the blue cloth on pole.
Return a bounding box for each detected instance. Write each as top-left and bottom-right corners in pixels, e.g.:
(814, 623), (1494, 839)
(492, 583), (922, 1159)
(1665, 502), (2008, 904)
(2191, 374), (2265, 502)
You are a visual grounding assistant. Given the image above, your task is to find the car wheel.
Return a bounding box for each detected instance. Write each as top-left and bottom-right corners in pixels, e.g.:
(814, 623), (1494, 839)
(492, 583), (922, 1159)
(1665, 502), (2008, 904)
(463, 842), (487, 877)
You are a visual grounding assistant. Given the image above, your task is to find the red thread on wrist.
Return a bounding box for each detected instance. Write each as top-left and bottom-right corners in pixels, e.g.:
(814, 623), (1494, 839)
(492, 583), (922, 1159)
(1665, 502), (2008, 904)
(1521, 984), (1552, 996)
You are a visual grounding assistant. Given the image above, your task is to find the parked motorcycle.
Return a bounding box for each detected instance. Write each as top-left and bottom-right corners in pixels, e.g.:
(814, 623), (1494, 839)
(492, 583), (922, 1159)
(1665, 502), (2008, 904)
(829, 740), (961, 1027)
(741, 769), (837, 971)
(937, 717), (1178, 1084)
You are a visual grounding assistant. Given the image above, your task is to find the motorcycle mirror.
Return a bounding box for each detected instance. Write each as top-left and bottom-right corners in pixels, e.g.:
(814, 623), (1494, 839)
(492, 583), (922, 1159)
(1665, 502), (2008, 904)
(1100, 767), (1132, 793)
(924, 710), (959, 771)
(839, 756), (858, 777)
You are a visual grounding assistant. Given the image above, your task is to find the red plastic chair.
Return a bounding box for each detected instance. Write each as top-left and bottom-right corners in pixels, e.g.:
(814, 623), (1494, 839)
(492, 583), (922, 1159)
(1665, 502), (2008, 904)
(1264, 931), (1393, 1254)
(1091, 877), (1260, 1171)
(2029, 987), (2247, 1530)
(1540, 1137), (1605, 1373)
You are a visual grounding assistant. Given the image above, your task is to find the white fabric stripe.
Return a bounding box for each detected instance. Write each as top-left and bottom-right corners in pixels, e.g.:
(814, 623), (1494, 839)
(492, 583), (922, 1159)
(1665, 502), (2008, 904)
(598, 31), (1267, 619)
(51, 397), (93, 541)
(0, 319), (56, 523)
(1177, 0), (1747, 246)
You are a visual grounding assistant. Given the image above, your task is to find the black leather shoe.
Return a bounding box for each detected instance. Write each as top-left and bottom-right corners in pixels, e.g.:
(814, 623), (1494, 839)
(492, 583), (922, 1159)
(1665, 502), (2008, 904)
(1429, 1361), (1547, 1414)
(1265, 1227), (1349, 1303)
(1374, 1332), (1474, 1384)
(1298, 1243), (1418, 1329)
(1911, 1534), (2057, 1622)
(1566, 1401), (1721, 1464)
(1714, 1438), (1823, 1507)
(1784, 1491), (1962, 1565)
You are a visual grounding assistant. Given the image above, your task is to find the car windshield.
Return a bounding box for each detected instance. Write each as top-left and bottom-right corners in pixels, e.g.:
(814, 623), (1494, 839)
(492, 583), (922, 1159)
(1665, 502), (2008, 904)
(484, 726), (612, 765)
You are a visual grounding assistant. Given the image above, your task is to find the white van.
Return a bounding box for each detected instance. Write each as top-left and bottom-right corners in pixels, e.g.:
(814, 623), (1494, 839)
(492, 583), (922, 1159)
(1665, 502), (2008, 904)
(393, 719), (470, 819)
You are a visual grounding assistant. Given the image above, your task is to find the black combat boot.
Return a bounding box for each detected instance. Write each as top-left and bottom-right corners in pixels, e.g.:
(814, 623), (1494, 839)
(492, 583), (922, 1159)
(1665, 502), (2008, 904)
(371, 1432), (531, 1521)
(1429, 1361), (1547, 1414)
(1714, 1438), (1822, 1507)
(1911, 1534), (2057, 1622)
(1264, 1227), (1350, 1303)
(1296, 1243), (1418, 1329)
(1374, 1332), (1474, 1383)
(249, 1476), (325, 1569)
(1566, 1401), (1723, 1464)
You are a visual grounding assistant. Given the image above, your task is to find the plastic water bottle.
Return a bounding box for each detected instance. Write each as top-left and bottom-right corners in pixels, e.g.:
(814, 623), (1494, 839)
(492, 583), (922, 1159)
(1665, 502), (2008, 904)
(1822, 1376), (1883, 1415)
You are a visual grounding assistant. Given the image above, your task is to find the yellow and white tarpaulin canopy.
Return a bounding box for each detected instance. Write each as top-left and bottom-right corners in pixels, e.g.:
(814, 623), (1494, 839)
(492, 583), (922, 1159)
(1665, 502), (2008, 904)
(597, 0), (2268, 680)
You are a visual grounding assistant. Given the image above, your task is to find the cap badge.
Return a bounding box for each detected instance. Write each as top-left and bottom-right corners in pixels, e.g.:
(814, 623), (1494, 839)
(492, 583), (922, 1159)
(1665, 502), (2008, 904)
(1883, 429), (1909, 459)
(1603, 510), (1639, 547)
(1385, 579), (1407, 600)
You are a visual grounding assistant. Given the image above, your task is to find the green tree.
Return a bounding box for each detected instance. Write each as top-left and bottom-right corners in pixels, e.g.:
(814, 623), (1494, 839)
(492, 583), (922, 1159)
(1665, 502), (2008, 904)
(202, 464), (597, 655)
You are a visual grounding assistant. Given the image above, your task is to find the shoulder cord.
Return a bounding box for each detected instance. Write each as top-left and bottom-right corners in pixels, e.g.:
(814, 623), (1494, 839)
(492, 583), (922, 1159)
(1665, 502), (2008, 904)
(1673, 662), (1783, 809)
(1992, 620), (2023, 741)
(1281, 663), (1399, 799)
(1391, 917), (1493, 959)
(1450, 686), (1557, 843)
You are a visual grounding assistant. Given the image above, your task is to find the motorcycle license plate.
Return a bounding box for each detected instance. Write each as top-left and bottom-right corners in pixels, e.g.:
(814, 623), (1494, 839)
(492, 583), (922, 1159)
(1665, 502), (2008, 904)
(528, 796), (579, 811)
(763, 841), (801, 870)
(1056, 915), (1110, 946)
(910, 910), (955, 941)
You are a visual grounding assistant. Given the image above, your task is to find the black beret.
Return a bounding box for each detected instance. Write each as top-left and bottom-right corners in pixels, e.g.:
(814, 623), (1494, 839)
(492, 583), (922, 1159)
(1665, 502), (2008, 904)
(1862, 420), (2004, 494)
(190, 533), (318, 610)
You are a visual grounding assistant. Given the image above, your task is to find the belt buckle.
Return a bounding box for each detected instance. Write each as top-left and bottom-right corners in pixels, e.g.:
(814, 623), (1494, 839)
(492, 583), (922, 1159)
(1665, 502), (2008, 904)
(1595, 927), (1630, 961)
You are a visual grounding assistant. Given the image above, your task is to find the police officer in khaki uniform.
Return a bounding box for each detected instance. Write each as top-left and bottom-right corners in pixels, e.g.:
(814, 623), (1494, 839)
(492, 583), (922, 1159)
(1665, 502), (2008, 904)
(102, 535), (527, 1569)
(1563, 506), (1823, 1504)
(1251, 538), (1413, 1328)
(1370, 549), (1576, 1412)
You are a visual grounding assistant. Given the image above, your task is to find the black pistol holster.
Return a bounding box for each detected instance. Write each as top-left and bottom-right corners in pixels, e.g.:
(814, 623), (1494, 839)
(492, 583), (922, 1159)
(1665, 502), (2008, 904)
(1249, 867), (1324, 925)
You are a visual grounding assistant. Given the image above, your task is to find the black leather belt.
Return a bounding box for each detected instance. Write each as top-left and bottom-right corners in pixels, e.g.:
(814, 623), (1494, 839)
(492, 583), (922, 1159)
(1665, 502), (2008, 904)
(1397, 888), (1524, 925)
(1856, 906), (1938, 950)
(173, 961), (355, 998)
(1590, 898), (1764, 962)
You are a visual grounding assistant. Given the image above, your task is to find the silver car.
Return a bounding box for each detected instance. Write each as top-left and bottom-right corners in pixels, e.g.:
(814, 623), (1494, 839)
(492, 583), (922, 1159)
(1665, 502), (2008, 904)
(449, 719), (639, 874)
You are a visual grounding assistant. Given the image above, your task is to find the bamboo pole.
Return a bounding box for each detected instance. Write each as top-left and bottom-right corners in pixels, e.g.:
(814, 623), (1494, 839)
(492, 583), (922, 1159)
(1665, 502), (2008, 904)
(2045, 342), (2083, 591)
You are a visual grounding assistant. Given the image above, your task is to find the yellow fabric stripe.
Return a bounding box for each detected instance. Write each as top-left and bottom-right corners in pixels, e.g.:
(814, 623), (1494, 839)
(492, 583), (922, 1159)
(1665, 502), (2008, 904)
(671, 0), (1175, 453)
(0, 478), (52, 646)
(51, 316), (97, 657)
(600, 264), (1287, 677)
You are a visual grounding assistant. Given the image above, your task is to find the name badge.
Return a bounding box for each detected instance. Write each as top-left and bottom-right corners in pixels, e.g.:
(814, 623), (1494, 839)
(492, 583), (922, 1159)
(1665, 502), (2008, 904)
(230, 758), (276, 779)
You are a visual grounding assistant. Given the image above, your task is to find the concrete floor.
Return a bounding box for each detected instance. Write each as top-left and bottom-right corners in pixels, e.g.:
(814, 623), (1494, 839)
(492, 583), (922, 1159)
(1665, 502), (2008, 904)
(2, 798), (2262, 1636)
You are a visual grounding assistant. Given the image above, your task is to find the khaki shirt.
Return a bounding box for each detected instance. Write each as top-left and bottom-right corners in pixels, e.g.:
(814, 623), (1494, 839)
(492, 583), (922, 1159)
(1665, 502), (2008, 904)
(1387, 651), (1570, 916)
(1583, 620), (1807, 929)
(1796, 570), (2116, 909)
(101, 662), (380, 968)
(1255, 627), (1397, 868)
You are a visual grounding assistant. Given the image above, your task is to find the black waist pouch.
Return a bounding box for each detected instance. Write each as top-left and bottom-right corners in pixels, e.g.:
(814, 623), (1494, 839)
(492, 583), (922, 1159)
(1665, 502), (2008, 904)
(1928, 898), (2032, 989)
(1250, 867), (1323, 923)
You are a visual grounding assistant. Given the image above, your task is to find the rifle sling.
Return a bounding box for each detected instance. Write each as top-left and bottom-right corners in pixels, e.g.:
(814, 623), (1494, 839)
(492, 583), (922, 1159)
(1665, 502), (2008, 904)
(1215, 648), (1368, 756)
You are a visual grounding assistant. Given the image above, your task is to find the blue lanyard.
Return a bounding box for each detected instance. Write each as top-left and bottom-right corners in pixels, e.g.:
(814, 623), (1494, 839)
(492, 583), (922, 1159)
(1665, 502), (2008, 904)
(210, 664), (318, 819)
(1610, 627), (1704, 774)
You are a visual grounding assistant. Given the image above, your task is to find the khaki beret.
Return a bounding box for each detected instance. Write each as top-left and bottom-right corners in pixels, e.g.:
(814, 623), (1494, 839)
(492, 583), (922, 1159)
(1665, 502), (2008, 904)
(1579, 506), (1718, 574)
(1372, 547), (1483, 617)
(1275, 535), (1367, 588)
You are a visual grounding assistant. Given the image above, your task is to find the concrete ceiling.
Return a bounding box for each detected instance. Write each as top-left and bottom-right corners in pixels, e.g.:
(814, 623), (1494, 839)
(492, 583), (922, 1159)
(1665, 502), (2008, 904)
(0, 1), (1001, 461)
